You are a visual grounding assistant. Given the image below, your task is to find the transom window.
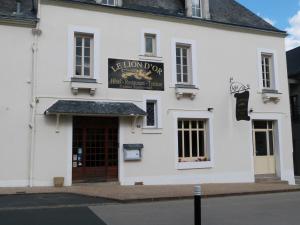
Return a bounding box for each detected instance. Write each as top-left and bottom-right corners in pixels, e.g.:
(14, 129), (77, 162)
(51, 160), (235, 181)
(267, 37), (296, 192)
(261, 54), (274, 89)
(146, 100), (157, 127)
(102, 0), (116, 6)
(192, 0), (202, 18)
(176, 45), (191, 84)
(144, 33), (157, 56)
(253, 121), (274, 156)
(177, 119), (208, 162)
(74, 33), (94, 77)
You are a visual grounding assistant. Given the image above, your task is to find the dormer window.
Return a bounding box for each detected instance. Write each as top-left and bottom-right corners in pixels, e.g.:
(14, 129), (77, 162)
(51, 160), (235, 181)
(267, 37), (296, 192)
(192, 0), (202, 18)
(102, 0), (116, 6)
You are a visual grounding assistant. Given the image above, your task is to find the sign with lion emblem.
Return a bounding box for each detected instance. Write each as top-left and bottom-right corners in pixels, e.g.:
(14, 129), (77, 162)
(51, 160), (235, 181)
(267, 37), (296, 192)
(108, 58), (164, 91)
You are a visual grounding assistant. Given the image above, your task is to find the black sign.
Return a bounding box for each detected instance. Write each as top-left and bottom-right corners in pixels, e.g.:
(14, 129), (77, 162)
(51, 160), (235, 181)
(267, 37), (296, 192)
(234, 91), (250, 121)
(108, 58), (164, 91)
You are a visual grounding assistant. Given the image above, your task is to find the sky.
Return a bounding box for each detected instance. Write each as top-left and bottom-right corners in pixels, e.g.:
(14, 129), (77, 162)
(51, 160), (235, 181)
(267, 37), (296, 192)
(236, 0), (300, 51)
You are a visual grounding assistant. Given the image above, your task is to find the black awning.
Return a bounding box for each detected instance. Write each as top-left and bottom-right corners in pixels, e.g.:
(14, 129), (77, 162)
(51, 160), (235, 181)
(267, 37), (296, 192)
(45, 100), (147, 117)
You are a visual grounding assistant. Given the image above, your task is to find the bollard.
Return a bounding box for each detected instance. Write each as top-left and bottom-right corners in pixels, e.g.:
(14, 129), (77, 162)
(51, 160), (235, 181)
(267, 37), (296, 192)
(194, 185), (201, 225)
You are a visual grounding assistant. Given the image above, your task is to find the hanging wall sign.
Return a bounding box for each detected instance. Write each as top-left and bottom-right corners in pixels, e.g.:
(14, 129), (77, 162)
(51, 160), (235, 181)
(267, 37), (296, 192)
(108, 58), (164, 91)
(234, 91), (250, 121)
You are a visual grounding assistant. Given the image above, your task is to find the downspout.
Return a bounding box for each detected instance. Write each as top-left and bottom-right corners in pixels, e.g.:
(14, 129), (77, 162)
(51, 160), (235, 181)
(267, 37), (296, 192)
(28, 0), (41, 187)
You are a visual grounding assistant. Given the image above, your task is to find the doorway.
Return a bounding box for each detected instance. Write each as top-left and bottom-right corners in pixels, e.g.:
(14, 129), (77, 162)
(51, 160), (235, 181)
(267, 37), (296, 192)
(72, 117), (119, 182)
(252, 120), (276, 175)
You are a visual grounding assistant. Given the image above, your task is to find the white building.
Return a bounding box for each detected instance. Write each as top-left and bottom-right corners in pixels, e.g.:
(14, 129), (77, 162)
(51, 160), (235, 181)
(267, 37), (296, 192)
(0, 0), (295, 187)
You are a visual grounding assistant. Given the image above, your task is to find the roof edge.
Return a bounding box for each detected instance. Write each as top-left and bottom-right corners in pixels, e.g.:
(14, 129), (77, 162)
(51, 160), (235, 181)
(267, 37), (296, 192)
(43, 0), (286, 37)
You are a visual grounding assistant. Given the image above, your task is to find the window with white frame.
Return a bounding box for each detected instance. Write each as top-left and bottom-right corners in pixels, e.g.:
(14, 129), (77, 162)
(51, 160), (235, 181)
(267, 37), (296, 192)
(176, 44), (192, 84)
(253, 121), (274, 157)
(146, 100), (157, 127)
(74, 33), (94, 78)
(177, 119), (209, 162)
(144, 33), (157, 56)
(192, 0), (202, 18)
(102, 0), (116, 6)
(261, 53), (275, 89)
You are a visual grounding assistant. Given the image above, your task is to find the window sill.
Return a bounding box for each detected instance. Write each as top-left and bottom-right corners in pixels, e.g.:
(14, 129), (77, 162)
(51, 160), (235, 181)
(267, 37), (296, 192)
(138, 55), (163, 62)
(176, 161), (213, 170)
(175, 84), (198, 100)
(261, 90), (281, 104)
(142, 128), (163, 134)
(70, 78), (98, 96)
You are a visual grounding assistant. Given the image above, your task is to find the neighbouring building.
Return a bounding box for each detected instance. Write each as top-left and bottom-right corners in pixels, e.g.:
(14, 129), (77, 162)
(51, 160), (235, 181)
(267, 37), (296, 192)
(0, 0), (295, 187)
(287, 46), (300, 176)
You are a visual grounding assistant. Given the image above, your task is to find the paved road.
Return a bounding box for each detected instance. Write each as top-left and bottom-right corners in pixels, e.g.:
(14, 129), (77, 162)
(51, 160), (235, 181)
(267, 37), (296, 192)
(1, 192), (300, 225)
(91, 192), (300, 225)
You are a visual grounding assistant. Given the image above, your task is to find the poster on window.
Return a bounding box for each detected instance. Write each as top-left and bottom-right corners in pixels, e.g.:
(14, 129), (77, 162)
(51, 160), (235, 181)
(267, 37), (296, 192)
(108, 58), (164, 91)
(234, 91), (250, 121)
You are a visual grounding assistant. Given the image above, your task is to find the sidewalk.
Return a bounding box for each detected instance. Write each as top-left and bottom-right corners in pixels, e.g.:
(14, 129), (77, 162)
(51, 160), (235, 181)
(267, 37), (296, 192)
(1, 182), (300, 202)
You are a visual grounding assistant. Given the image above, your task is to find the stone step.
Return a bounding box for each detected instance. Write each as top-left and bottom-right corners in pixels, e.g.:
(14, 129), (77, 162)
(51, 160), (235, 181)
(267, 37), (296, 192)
(295, 176), (300, 185)
(255, 175), (288, 184)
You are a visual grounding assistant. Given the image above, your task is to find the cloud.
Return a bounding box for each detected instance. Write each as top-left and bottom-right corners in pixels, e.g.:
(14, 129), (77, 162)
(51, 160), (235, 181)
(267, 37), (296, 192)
(285, 10), (300, 51)
(263, 17), (276, 26)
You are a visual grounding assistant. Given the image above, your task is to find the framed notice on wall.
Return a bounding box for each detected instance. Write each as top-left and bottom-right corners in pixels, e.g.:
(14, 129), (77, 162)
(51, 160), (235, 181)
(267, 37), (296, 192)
(108, 58), (164, 91)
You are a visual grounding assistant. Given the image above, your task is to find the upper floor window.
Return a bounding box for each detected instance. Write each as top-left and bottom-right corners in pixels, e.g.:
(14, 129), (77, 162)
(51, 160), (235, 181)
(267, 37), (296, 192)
(192, 0), (202, 18)
(74, 33), (94, 78)
(145, 33), (157, 56)
(102, 0), (116, 6)
(176, 45), (191, 84)
(261, 53), (274, 89)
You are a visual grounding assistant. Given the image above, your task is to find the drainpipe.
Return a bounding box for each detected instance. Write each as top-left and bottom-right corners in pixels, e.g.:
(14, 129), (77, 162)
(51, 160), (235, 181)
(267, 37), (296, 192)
(28, 0), (41, 187)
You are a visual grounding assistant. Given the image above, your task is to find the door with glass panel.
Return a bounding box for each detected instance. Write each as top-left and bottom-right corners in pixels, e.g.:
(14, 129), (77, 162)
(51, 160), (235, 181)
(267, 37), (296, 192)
(252, 120), (276, 175)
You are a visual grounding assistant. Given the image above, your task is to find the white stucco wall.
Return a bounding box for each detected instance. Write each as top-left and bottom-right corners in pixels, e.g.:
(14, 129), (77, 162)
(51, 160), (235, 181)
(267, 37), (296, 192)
(12, 1), (295, 186)
(0, 24), (33, 187)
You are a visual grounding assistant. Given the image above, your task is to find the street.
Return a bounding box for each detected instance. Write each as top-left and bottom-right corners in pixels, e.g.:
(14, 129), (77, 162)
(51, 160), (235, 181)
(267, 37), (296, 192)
(1, 192), (300, 225)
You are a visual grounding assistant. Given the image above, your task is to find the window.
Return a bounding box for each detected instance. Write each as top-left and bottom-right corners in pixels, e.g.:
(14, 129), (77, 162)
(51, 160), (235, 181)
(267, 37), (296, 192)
(261, 54), (274, 89)
(253, 121), (274, 156)
(146, 100), (157, 127)
(192, 0), (202, 18)
(291, 95), (299, 121)
(177, 119), (208, 162)
(102, 0), (116, 6)
(176, 45), (191, 84)
(74, 33), (94, 77)
(144, 33), (157, 56)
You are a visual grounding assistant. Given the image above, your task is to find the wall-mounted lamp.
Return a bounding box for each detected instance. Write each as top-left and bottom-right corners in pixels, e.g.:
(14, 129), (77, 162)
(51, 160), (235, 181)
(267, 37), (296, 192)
(208, 108), (214, 112)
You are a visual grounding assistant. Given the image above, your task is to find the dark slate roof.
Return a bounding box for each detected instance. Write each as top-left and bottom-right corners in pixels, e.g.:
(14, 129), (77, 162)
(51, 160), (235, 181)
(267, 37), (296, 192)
(59, 0), (283, 33)
(45, 100), (147, 116)
(287, 46), (300, 77)
(0, 0), (37, 22)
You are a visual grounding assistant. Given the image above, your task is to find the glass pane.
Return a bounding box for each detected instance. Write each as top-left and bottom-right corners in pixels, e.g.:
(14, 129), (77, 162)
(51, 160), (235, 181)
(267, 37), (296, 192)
(84, 67), (90, 76)
(184, 121), (189, 129)
(192, 121), (197, 129)
(84, 38), (90, 47)
(192, 131), (198, 157)
(176, 48), (180, 57)
(84, 47), (90, 57)
(76, 66), (81, 75)
(184, 131), (190, 157)
(182, 48), (187, 57)
(254, 121), (268, 129)
(76, 56), (82, 66)
(146, 101), (155, 126)
(176, 56), (181, 64)
(177, 74), (182, 83)
(268, 121), (273, 129)
(176, 65), (181, 74)
(76, 37), (82, 47)
(192, 0), (200, 7)
(255, 132), (268, 156)
(178, 120), (183, 129)
(145, 36), (153, 53)
(198, 121), (204, 129)
(178, 131), (183, 158)
(76, 47), (82, 56)
(183, 66), (188, 73)
(269, 131), (274, 155)
(84, 57), (90, 66)
(183, 74), (188, 83)
(199, 131), (205, 157)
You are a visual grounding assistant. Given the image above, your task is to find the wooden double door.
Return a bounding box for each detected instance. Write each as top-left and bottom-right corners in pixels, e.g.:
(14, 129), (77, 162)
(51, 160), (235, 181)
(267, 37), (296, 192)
(72, 117), (119, 182)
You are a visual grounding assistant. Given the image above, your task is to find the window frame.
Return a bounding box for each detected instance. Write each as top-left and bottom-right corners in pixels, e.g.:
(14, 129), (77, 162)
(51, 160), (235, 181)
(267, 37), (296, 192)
(146, 100), (158, 128)
(143, 96), (162, 130)
(192, 0), (203, 18)
(173, 111), (214, 170)
(74, 33), (94, 78)
(141, 29), (161, 58)
(176, 44), (192, 85)
(172, 38), (198, 87)
(68, 26), (100, 81)
(257, 49), (279, 91)
(144, 33), (157, 56)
